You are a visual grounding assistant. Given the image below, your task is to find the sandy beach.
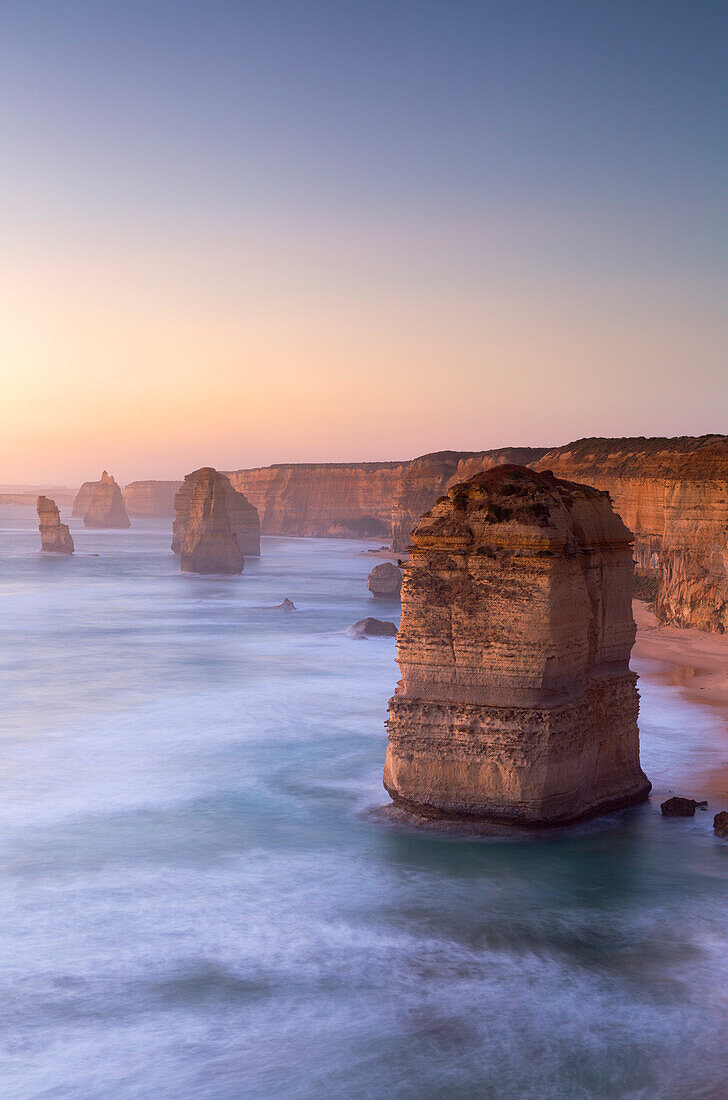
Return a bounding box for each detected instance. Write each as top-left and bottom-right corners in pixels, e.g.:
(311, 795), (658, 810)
(633, 600), (728, 711)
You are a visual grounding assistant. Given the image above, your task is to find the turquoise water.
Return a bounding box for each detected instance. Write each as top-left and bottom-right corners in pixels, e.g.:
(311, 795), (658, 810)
(0, 505), (727, 1099)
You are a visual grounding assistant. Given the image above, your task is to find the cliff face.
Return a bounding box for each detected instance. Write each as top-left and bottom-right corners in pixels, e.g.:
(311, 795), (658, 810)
(83, 472), (131, 528)
(173, 468), (260, 559)
(124, 481), (182, 517)
(390, 448), (549, 551)
(37, 496), (74, 554)
(228, 462), (408, 538)
(179, 468), (244, 575)
(532, 436), (728, 632)
(384, 465), (650, 825)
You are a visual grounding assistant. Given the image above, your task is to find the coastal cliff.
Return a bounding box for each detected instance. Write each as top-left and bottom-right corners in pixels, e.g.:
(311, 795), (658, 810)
(83, 472), (131, 528)
(390, 448), (549, 551)
(532, 436), (728, 632)
(173, 469), (260, 558)
(228, 462), (408, 538)
(37, 496), (74, 554)
(124, 481), (182, 517)
(72, 481), (98, 517)
(179, 468), (245, 575)
(384, 465), (650, 825)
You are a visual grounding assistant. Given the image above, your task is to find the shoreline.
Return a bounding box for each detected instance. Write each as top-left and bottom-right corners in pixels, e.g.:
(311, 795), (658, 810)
(632, 600), (728, 711)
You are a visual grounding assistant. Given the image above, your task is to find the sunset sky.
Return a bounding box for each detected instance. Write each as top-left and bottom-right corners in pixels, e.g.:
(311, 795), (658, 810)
(1, 1), (726, 485)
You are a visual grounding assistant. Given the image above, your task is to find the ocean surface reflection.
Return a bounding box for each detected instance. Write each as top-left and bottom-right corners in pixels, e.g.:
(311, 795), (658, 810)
(0, 506), (727, 1099)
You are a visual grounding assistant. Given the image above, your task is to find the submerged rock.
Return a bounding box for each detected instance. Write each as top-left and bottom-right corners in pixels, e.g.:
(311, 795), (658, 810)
(83, 472), (130, 528)
(180, 468), (244, 575)
(349, 617), (398, 638)
(713, 811), (728, 837)
(384, 464), (651, 827)
(367, 562), (402, 600)
(37, 496), (74, 554)
(660, 796), (708, 817)
(275, 598), (296, 611)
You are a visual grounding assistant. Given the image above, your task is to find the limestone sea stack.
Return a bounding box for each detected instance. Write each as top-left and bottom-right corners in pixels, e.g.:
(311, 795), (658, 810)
(384, 465), (651, 826)
(173, 469), (260, 558)
(367, 562), (402, 599)
(178, 468), (245, 574)
(123, 480), (182, 517)
(83, 472), (131, 528)
(37, 496), (74, 554)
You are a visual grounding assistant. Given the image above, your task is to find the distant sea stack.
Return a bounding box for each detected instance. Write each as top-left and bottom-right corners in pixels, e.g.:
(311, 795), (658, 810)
(72, 480), (98, 517)
(367, 562), (402, 599)
(390, 448), (550, 552)
(178, 467), (245, 574)
(383, 465), (650, 826)
(173, 468), (260, 558)
(532, 436), (728, 633)
(37, 496), (74, 554)
(124, 480), (182, 517)
(83, 472), (131, 528)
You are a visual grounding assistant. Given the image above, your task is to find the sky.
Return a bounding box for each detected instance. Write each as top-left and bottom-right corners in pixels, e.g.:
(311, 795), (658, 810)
(1, 0), (726, 486)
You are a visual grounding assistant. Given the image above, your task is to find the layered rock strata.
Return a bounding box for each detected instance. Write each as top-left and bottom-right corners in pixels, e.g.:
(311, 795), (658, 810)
(384, 465), (650, 826)
(124, 481), (182, 517)
(532, 436), (728, 632)
(367, 562), (402, 599)
(229, 462), (408, 538)
(179, 468), (244, 575)
(83, 472), (130, 528)
(390, 448), (549, 551)
(37, 496), (74, 553)
(173, 469), (260, 557)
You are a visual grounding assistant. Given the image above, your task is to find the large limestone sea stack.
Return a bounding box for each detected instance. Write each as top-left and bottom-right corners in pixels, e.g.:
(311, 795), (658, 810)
(37, 496), (74, 553)
(83, 472), (130, 528)
(173, 468), (260, 559)
(383, 465), (651, 826)
(175, 468), (248, 574)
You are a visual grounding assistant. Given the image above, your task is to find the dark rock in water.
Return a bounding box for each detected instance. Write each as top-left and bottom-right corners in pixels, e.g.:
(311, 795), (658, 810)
(348, 617), (398, 638)
(661, 796), (708, 817)
(367, 561), (402, 600)
(276, 598), (296, 611)
(713, 811), (728, 837)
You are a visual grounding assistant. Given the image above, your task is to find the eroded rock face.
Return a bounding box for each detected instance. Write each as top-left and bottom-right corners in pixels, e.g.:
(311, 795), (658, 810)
(124, 481), (182, 517)
(661, 797), (707, 816)
(173, 468), (260, 558)
(367, 562), (402, 599)
(179, 468), (244, 575)
(532, 436), (728, 632)
(713, 811), (728, 837)
(390, 449), (549, 552)
(384, 465), (651, 826)
(229, 462), (407, 538)
(72, 481), (98, 517)
(37, 496), (74, 554)
(83, 472), (130, 528)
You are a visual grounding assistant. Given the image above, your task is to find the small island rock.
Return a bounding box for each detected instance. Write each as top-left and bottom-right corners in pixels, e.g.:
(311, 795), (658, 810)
(367, 562), (402, 600)
(713, 811), (728, 837)
(349, 617), (398, 638)
(661, 796), (708, 817)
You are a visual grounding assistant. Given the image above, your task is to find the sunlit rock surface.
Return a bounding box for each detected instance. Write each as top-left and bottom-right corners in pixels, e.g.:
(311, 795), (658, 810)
(124, 481), (182, 517)
(178, 468), (244, 575)
(173, 468), (260, 558)
(384, 464), (651, 826)
(83, 472), (130, 529)
(367, 562), (402, 599)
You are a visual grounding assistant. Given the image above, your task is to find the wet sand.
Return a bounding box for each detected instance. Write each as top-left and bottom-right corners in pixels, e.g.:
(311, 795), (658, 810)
(633, 601), (728, 708)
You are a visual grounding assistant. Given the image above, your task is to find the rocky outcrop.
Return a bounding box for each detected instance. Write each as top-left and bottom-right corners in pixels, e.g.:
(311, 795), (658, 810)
(367, 562), (402, 599)
(229, 462), (408, 538)
(383, 465), (651, 826)
(179, 468), (244, 575)
(83, 472), (130, 528)
(124, 481), (182, 517)
(390, 448), (549, 551)
(532, 436), (728, 632)
(660, 797), (708, 816)
(713, 811), (728, 837)
(37, 496), (74, 554)
(349, 617), (398, 638)
(173, 469), (260, 557)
